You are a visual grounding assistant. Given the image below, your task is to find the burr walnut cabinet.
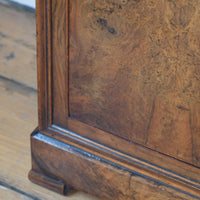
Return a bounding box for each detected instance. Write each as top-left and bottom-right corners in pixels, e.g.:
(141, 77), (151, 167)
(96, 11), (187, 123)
(29, 0), (200, 199)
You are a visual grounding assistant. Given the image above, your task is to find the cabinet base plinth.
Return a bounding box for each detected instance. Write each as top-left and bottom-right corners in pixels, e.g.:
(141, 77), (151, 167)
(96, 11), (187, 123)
(29, 129), (199, 200)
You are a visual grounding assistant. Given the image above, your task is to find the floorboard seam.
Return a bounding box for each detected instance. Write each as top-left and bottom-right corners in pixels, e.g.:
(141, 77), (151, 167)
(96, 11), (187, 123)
(0, 180), (42, 200)
(0, 75), (37, 93)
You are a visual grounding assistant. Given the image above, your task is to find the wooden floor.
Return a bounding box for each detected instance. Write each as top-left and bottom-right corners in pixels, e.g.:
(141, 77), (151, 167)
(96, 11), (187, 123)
(0, 3), (99, 200)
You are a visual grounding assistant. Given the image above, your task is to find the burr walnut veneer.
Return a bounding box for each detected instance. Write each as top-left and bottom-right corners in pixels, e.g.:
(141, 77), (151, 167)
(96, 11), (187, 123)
(29, 0), (200, 199)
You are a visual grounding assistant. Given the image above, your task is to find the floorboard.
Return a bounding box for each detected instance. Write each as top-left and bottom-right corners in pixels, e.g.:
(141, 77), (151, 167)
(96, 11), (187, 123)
(0, 3), (37, 89)
(0, 181), (39, 200)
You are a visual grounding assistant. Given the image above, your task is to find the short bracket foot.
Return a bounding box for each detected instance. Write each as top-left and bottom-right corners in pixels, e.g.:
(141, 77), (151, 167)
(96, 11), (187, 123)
(28, 170), (72, 195)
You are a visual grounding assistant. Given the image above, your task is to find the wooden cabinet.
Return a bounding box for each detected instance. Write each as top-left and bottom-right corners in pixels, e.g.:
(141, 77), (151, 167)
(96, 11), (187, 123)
(29, 0), (200, 199)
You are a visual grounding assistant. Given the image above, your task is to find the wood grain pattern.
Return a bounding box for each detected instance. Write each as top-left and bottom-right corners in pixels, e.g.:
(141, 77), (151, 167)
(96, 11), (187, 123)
(52, 0), (68, 126)
(36, 0), (48, 130)
(69, 0), (200, 166)
(31, 131), (198, 200)
(40, 125), (200, 198)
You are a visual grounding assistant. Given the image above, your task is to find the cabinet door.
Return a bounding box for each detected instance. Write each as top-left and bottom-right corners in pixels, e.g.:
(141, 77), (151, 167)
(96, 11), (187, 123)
(68, 0), (200, 167)
(38, 0), (200, 198)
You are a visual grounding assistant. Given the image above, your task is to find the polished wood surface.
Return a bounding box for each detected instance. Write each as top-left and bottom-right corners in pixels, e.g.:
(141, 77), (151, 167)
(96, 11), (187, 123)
(69, 0), (200, 167)
(29, 0), (200, 199)
(52, 0), (68, 126)
(31, 131), (196, 200)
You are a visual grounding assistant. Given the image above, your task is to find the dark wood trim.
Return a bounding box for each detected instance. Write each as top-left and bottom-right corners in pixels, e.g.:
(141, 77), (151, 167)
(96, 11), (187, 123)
(51, 0), (69, 127)
(30, 129), (200, 199)
(47, 0), (53, 126)
(36, 0), (49, 130)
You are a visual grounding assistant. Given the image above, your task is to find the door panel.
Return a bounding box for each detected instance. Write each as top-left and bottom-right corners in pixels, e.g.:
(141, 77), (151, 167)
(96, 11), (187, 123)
(68, 0), (200, 167)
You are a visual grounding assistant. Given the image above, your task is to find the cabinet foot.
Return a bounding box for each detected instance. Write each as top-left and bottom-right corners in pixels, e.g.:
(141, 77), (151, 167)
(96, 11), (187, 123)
(28, 170), (72, 195)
